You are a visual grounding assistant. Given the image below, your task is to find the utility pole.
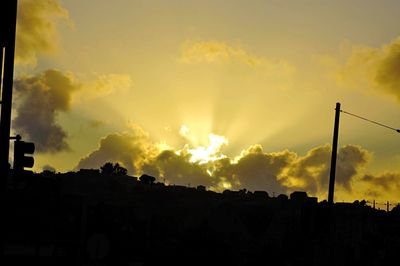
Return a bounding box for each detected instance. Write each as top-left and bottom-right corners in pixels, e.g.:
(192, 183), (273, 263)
(0, 0), (18, 195)
(328, 102), (341, 204)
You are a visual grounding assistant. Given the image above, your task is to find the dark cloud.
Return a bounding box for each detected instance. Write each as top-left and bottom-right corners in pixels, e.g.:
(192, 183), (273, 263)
(140, 144), (295, 191)
(336, 145), (370, 191)
(281, 144), (331, 194)
(76, 126), (157, 175)
(222, 145), (295, 193)
(77, 126), (372, 197)
(280, 144), (370, 194)
(375, 39), (400, 100)
(145, 150), (213, 186)
(16, 0), (70, 65)
(13, 69), (79, 153)
(335, 38), (400, 101)
(361, 173), (400, 195)
(210, 157), (239, 190)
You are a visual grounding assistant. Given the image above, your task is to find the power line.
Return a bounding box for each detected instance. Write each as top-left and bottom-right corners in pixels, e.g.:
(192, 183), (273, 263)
(340, 109), (400, 133)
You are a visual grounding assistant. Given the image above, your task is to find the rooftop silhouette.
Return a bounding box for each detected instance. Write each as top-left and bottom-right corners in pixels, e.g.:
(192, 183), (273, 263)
(2, 164), (400, 265)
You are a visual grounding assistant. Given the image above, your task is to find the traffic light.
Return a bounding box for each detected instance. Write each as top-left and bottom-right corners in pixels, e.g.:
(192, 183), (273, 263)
(13, 139), (35, 174)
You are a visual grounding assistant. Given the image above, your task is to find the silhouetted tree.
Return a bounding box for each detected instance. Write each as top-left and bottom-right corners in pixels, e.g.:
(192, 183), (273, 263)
(113, 163), (127, 176)
(41, 169), (56, 177)
(100, 162), (127, 176)
(353, 200), (367, 207)
(100, 162), (114, 175)
(391, 204), (400, 214)
(139, 174), (156, 185)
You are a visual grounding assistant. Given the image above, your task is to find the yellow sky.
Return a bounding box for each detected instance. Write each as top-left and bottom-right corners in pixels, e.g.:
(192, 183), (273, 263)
(10, 0), (400, 203)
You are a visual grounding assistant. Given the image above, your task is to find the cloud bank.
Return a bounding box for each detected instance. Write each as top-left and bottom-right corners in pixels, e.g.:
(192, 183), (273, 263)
(361, 172), (400, 198)
(76, 125), (378, 200)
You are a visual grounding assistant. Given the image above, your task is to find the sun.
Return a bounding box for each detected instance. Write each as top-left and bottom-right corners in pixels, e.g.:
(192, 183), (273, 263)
(188, 133), (228, 164)
(177, 124), (229, 164)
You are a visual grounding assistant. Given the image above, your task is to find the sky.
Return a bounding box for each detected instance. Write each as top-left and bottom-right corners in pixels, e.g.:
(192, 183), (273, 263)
(8, 0), (400, 204)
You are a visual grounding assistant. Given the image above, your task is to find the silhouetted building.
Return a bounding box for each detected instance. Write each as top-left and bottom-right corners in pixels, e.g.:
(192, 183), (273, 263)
(197, 185), (206, 192)
(254, 190), (269, 199)
(78, 168), (100, 175)
(290, 191), (318, 205)
(3, 169), (400, 266)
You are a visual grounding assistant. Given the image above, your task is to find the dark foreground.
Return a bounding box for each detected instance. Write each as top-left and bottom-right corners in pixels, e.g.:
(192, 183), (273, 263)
(2, 171), (400, 266)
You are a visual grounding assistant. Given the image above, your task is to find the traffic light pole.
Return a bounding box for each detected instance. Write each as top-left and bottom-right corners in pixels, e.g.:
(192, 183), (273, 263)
(328, 102), (341, 204)
(0, 0), (18, 195)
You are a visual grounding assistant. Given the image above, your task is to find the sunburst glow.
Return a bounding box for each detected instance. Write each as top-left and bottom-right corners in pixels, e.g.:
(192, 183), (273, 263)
(187, 133), (228, 164)
(176, 125), (229, 164)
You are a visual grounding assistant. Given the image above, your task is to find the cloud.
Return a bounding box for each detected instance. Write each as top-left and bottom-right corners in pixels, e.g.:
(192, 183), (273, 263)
(375, 39), (400, 100)
(13, 69), (133, 153)
(70, 73), (132, 107)
(76, 125), (158, 175)
(181, 41), (250, 65)
(76, 125), (373, 199)
(13, 69), (80, 153)
(77, 125), (220, 186)
(280, 144), (331, 194)
(280, 144), (370, 195)
(16, 0), (70, 65)
(336, 145), (371, 190)
(85, 73), (132, 96)
(186, 133), (228, 164)
(180, 40), (295, 75)
(329, 37), (400, 101)
(87, 119), (105, 128)
(361, 172), (400, 198)
(220, 145), (296, 193)
(144, 150), (213, 186)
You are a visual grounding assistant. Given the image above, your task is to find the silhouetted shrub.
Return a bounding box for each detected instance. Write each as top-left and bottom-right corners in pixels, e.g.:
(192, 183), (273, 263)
(100, 162), (127, 176)
(139, 174), (156, 185)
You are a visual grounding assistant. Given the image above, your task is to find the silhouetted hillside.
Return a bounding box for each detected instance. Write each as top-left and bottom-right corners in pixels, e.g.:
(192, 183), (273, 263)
(2, 169), (400, 266)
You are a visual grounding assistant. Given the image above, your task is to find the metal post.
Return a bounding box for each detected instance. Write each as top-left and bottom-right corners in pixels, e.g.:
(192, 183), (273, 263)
(0, 47), (4, 90)
(328, 102), (341, 204)
(0, 0), (18, 194)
